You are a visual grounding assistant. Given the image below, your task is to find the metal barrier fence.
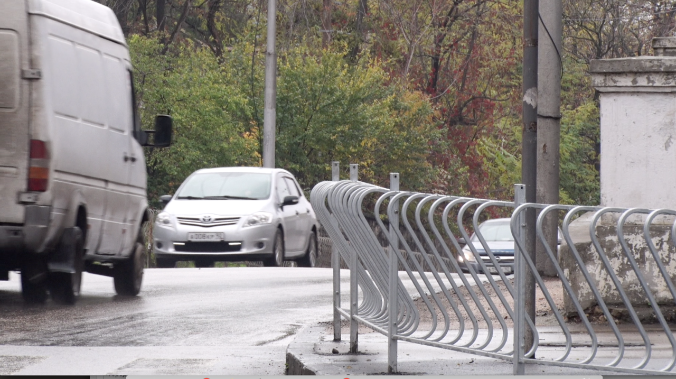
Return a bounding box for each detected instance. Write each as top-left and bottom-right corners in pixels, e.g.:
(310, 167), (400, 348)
(310, 163), (676, 375)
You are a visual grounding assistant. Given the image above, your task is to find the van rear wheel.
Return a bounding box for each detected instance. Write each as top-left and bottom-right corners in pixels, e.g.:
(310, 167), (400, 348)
(114, 228), (145, 296)
(21, 260), (48, 304)
(49, 227), (84, 305)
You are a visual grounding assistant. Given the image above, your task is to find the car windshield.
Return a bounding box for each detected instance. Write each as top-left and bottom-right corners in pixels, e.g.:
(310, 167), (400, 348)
(176, 172), (271, 200)
(471, 220), (513, 242)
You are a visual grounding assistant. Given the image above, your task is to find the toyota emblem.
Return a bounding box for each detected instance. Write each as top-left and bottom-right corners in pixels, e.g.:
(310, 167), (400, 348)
(201, 215), (213, 223)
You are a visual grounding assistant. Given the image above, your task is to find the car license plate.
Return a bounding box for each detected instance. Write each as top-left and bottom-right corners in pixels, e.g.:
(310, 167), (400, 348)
(188, 232), (224, 242)
(488, 266), (511, 275)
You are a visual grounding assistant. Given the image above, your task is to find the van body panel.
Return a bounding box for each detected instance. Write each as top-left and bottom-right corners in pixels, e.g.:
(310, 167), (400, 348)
(0, 0), (30, 225)
(1, 0), (153, 267)
(26, 0), (125, 46)
(0, 0), (169, 303)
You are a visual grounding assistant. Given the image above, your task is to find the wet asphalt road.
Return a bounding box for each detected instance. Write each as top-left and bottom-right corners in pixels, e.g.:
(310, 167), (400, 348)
(0, 266), (348, 375)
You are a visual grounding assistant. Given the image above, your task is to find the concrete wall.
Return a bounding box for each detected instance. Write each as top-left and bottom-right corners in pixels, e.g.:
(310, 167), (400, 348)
(560, 39), (676, 320)
(591, 54), (676, 209)
(560, 213), (676, 320)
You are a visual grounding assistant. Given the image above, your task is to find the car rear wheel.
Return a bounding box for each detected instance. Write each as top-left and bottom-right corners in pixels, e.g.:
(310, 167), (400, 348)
(263, 229), (284, 267)
(298, 231), (317, 268)
(114, 227), (145, 296)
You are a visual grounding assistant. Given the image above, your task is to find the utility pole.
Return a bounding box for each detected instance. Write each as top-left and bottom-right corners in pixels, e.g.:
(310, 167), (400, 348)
(536, 0), (562, 276)
(262, 0), (277, 168)
(522, 0), (538, 355)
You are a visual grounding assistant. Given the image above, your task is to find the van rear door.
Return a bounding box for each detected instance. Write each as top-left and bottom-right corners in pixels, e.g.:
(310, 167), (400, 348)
(0, 1), (30, 224)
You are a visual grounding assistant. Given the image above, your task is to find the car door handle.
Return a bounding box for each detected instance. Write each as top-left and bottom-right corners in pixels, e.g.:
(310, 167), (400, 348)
(306, 209), (310, 214)
(295, 210), (299, 216)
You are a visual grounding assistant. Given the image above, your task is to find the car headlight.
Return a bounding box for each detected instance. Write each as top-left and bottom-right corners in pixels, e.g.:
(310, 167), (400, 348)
(462, 248), (477, 263)
(242, 212), (273, 228)
(156, 212), (173, 227)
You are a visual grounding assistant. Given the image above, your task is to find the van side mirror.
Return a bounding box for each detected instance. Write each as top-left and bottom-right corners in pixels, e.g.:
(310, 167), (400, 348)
(457, 237), (466, 245)
(153, 115), (172, 147)
(142, 115), (173, 147)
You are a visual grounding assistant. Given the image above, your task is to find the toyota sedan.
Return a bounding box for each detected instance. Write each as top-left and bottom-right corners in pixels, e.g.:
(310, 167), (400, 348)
(152, 167), (318, 268)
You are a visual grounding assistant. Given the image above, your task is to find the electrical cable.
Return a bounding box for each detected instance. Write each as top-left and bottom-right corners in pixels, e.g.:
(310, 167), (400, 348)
(538, 12), (564, 81)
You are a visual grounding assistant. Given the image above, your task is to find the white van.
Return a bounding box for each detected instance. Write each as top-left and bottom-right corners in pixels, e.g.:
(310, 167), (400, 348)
(0, 0), (172, 304)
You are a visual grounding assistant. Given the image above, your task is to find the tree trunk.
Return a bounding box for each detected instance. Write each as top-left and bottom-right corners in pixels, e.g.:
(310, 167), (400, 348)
(207, 0), (223, 57)
(157, 0), (166, 32)
(322, 0), (332, 48)
(349, 0), (368, 58)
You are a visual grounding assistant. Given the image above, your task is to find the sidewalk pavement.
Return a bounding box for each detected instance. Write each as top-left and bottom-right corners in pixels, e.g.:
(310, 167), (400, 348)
(285, 323), (643, 376)
(286, 272), (674, 376)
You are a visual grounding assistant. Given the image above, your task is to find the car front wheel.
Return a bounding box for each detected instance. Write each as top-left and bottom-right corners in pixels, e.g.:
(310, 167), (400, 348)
(263, 229), (284, 267)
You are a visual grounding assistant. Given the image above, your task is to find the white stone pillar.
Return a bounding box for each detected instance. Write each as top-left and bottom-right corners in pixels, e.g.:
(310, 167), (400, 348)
(590, 40), (676, 209)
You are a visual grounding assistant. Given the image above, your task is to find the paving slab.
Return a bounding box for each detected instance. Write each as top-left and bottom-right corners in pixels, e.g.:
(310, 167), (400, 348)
(286, 323), (676, 376)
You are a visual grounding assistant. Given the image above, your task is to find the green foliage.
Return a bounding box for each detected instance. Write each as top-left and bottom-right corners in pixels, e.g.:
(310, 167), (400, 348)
(130, 34), (439, 202)
(559, 101), (600, 205)
(275, 45), (438, 191)
(118, 0), (620, 207)
(130, 35), (259, 205)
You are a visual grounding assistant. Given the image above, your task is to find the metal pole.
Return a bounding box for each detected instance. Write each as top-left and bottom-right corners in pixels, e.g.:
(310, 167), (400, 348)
(332, 161), (341, 341)
(522, 0), (538, 354)
(387, 173), (399, 374)
(262, 0), (277, 168)
(536, 0), (562, 277)
(349, 163), (358, 353)
(513, 184), (526, 375)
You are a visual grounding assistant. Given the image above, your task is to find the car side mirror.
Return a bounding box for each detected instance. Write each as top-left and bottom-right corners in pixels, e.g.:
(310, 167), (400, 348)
(160, 195), (172, 207)
(281, 196), (299, 207)
(142, 115), (173, 147)
(457, 237), (466, 245)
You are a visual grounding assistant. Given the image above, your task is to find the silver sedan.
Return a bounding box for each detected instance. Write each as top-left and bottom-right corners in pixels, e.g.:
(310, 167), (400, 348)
(153, 167), (318, 268)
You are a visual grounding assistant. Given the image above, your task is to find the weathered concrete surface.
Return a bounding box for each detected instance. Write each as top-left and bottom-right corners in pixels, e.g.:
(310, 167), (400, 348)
(653, 37), (676, 57)
(590, 38), (676, 210)
(560, 212), (676, 319)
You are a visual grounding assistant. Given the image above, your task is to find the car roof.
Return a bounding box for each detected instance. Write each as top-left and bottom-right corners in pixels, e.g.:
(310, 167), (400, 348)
(191, 167), (293, 176)
(480, 218), (511, 225)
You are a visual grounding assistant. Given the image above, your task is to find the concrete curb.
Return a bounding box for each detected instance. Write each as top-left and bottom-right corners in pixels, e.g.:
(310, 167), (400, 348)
(286, 323), (645, 376)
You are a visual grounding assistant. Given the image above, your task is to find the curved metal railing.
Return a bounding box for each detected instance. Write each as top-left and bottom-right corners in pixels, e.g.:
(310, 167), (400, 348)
(311, 167), (676, 375)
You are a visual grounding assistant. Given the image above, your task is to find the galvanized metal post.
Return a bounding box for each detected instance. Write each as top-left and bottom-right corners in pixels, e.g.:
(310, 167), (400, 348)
(262, 0), (277, 168)
(513, 184), (527, 375)
(332, 161), (341, 341)
(387, 173), (400, 374)
(349, 163), (359, 353)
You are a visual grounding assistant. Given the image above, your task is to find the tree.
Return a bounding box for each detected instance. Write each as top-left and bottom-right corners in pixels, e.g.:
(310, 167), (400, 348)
(129, 36), (259, 204)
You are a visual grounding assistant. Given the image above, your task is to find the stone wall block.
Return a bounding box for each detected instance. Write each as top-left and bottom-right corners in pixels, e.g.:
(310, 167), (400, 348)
(560, 213), (676, 319)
